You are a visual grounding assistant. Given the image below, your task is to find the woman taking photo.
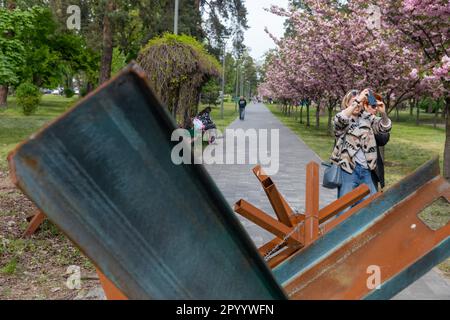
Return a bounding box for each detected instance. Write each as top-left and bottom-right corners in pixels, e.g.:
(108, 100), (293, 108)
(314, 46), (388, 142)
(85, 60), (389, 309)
(331, 89), (392, 201)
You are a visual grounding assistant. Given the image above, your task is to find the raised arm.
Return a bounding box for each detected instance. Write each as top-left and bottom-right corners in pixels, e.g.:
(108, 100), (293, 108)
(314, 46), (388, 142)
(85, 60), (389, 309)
(371, 101), (392, 134)
(333, 112), (351, 138)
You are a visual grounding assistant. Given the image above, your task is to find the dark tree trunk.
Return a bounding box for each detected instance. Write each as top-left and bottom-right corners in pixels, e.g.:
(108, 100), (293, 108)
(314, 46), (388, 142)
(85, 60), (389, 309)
(86, 82), (94, 95)
(444, 97), (450, 181)
(315, 103), (320, 129)
(306, 102), (310, 127)
(416, 99), (420, 126)
(0, 85), (8, 108)
(299, 105), (303, 124)
(410, 99), (414, 116)
(327, 106), (333, 135)
(99, 1), (114, 85)
(7, 0), (16, 10)
(434, 107), (438, 128)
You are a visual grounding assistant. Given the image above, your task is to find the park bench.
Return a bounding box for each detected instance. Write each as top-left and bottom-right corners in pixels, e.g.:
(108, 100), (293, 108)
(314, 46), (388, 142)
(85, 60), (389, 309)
(9, 63), (450, 299)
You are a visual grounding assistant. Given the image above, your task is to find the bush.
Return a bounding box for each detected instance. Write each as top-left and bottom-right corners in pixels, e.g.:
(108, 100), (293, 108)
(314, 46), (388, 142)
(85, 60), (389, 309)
(15, 82), (41, 115)
(137, 33), (221, 126)
(80, 87), (88, 97)
(419, 97), (445, 113)
(63, 88), (75, 98)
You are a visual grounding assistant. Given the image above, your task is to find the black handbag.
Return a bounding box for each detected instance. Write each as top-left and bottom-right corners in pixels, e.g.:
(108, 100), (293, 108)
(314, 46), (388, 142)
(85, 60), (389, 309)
(322, 133), (347, 189)
(322, 162), (342, 189)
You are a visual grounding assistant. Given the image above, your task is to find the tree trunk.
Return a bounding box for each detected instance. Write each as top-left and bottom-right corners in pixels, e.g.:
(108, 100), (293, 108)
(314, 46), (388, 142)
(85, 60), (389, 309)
(86, 82), (94, 95)
(444, 97), (450, 181)
(306, 102), (310, 127)
(99, 1), (114, 85)
(434, 107), (438, 128)
(416, 99), (420, 126)
(0, 85), (8, 108)
(300, 105), (303, 124)
(315, 103), (320, 129)
(328, 106), (333, 135)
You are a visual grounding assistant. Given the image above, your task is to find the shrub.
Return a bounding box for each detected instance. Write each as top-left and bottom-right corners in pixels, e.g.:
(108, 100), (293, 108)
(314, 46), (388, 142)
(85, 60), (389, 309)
(63, 88), (75, 98)
(16, 82), (41, 115)
(137, 33), (221, 126)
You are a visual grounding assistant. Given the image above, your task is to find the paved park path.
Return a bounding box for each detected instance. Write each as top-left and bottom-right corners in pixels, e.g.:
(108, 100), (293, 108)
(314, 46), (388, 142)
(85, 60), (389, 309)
(204, 102), (450, 300)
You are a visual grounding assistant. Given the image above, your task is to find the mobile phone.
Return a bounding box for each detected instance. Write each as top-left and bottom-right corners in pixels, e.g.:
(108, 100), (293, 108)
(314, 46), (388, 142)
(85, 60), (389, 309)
(368, 90), (377, 107)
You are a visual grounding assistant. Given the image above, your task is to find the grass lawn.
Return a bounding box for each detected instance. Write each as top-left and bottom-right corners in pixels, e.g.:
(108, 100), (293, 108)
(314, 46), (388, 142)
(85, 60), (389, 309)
(268, 103), (449, 277)
(0, 95), (79, 171)
(0, 97), (238, 171)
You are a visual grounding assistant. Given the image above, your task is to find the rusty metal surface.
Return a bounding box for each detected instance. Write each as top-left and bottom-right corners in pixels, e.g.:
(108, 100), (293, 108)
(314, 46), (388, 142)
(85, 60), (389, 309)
(236, 163), (371, 269)
(97, 269), (128, 300)
(8, 64), (286, 300)
(253, 165), (294, 227)
(22, 210), (46, 237)
(304, 162), (319, 246)
(274, 157), (450, 299)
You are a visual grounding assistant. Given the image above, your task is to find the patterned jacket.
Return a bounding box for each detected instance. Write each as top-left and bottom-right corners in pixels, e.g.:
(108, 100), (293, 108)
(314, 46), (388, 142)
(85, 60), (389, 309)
(331, 111), (392, 174)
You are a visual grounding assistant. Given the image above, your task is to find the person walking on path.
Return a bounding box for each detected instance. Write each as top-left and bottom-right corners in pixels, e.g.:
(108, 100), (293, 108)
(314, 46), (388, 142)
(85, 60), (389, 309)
(331, 89), (392, 202)
(238, 96), (247, 120)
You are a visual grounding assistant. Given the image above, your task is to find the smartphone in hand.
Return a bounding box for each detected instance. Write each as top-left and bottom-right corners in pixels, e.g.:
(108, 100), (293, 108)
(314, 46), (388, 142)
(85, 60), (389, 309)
(367, 90), (377, 108)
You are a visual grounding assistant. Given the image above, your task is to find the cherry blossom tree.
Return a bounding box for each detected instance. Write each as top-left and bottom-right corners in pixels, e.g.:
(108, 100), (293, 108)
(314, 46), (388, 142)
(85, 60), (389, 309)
(260, 0), (449, 178)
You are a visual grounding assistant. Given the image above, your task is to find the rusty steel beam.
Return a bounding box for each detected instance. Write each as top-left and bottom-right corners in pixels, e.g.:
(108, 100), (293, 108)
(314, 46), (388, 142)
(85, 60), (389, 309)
(22, 210), (46, 238)
(273, 157), (450, 300)
(260, 187), (373, 269)
(304, 162), (319, 246)
(258, 238), (286, 256)
(244, 163), (372, 268)
(318, 185), (370, 224)
(266, 247), (300, 269)
(285, 177), (450, 299)
(97, 269), (128, 300)
(234, 200), (303, 247)
(253, 165), (294, 227)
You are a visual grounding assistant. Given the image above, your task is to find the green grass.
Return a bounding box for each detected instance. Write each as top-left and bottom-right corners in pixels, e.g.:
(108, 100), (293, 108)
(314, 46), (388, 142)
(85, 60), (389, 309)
(268, 104), (445, 188)
(0, 97), (238, 171)
(1, 257), (18, 275)
(418, 198), (450, 231)
(0, 95), (79, 171)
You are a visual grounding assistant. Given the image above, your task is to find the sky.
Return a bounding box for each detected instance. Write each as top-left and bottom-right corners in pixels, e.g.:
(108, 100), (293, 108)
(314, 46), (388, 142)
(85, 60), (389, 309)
(243, 0), (289, 62)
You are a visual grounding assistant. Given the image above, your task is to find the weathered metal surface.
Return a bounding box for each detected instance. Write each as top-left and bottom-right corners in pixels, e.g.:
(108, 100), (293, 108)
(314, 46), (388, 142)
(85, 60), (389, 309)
(22, 210), (46, 237)
(274, 157), (450, 299)
(253, 165), (294, 227)
(304, 162), (319, 246)
(234, 199), (303, 246)
(97, 269), (128, 300)
(8, 64), (286, 300)
(236, 163), (371, 269)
